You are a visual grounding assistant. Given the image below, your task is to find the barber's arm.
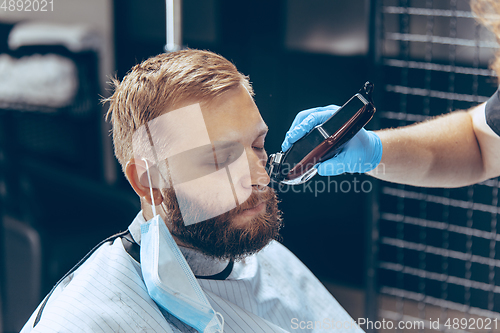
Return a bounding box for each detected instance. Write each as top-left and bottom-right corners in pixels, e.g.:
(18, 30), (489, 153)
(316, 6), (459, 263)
(369, 104), (500, 187)
(282, 103), (500, 188)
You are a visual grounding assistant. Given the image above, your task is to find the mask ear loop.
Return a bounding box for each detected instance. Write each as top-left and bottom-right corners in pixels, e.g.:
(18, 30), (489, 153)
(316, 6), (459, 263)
(142, 158), (157, 217)
(215, 312), (224, 332)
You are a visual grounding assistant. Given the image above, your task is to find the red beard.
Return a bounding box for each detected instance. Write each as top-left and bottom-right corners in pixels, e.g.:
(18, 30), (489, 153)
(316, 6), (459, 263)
(161, 186), (283, 260)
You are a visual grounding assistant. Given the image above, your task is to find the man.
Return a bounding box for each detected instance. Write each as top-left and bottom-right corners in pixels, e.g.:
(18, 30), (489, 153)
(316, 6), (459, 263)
(21, 50), (363, 333)
(282, 0), (500, 187)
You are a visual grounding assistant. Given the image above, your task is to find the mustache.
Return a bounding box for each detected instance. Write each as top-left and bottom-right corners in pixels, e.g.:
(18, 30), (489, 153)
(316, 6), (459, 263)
(232, 187), (274, 215)
(160, 185), (276, 224)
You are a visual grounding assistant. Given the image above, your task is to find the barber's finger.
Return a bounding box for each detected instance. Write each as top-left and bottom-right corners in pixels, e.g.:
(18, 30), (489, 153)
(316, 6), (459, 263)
(282, 123), (309, 151)
(288, 106), (325, 131)
(282, 111), (331, 151)
(286, 105), (340, 133)
(282, 105), (341, 152)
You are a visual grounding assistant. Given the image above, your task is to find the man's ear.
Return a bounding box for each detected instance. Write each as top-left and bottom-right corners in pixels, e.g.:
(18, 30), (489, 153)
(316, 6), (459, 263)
(125, 158), (164, 206)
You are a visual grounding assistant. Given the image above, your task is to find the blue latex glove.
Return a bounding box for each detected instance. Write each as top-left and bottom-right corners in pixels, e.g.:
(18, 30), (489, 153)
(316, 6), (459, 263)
(281, 105), (383, 176)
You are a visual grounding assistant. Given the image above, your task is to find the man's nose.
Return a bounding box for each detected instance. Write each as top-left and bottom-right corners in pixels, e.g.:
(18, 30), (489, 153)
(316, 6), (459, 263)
(246, 149), (270, 188)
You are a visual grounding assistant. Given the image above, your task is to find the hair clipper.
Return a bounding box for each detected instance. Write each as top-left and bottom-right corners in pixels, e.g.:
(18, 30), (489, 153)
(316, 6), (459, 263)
(267, 81), (377, 185)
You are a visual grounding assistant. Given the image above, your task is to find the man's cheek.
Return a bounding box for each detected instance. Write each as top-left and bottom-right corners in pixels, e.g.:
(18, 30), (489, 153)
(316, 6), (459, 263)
(227, 152), (252, 205)
(173, 167), (238, 226)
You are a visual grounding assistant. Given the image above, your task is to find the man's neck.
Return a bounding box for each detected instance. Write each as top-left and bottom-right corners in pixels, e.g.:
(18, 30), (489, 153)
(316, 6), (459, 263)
(130, 210), (229, 276)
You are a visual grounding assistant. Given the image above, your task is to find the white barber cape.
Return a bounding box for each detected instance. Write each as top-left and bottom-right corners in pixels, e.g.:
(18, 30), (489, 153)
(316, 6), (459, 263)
(22, 212), (364, 333)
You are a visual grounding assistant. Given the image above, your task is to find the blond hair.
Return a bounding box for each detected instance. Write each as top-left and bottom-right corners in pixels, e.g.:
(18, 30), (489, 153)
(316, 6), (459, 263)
(471, 0), (500, 78)
(104, 49), (253, 171)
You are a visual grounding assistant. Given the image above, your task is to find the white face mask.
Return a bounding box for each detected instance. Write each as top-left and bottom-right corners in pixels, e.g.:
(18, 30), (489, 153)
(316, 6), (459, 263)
(140, 160), (224, 333)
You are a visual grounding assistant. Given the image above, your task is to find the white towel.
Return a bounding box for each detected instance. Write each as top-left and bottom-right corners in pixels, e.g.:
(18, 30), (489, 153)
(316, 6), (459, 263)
(0, 54), (78, 109)
(8, 21), (101, 53)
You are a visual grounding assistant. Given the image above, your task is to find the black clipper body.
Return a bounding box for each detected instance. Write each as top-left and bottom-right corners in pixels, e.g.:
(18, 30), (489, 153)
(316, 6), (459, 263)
(267, 81), (376, 185)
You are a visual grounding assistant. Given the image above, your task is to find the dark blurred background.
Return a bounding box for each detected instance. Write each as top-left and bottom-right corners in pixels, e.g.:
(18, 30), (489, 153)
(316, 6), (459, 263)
(1, 0), (500, 332)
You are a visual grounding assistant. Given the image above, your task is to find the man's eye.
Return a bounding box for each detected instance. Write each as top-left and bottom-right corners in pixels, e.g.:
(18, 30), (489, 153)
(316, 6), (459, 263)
(217, 154), (231, 165)
(252, 146), (265, 151)
(206, 153), (232, 167)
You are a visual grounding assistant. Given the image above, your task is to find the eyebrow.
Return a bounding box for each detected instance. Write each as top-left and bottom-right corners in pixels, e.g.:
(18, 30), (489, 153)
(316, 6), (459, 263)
(257, 127), (269, 137)
(212, 127), (268, 149)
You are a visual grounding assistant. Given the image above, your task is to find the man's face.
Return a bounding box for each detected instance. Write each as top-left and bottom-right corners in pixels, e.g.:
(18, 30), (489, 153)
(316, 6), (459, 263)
(136, 85), (282, 259)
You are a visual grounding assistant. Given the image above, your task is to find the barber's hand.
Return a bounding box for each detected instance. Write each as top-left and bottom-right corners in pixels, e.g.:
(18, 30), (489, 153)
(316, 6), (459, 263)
(281, 105), (383, 176)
